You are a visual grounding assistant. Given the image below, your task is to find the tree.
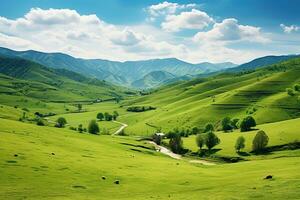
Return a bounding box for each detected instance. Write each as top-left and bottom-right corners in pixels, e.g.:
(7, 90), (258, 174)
(104, 112), (112, 121)
(196, 134), (205, 150)
(88, 120), (100, 134)
(169, 133), (183, 154)
(252, 130), (269, 153)
(56, 117), (67, 128)
(191, 127), (200, 135)
(231, 118), (240, 129)
(294, 84), (300, 91)
(205, 131), (220, 151)
(97, 112), (104, 121)
(77, 104), (82, 112)
(235, 136), (245, 152)
(286, 88), (295, 96)
(203, 123), (214, 133)
(222, 117), (233, 132)
(240, 116), (256, 132)
(152, 134), (162, 145)
(113, 111), (119, 120)
(78, 124), (83, 133)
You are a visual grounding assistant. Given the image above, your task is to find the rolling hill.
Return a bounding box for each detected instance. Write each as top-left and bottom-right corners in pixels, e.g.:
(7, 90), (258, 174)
(131, 71), (176, 88)
(0, 56), (128, 107)
(117, 57), (300, 135)
(0, 47), (236, 87)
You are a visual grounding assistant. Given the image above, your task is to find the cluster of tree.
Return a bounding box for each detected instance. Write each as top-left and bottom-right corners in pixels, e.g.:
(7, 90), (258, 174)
(34, 112), (56, 117)
(286, 84), (300, 96)
(97, 111), (119, 121)
(221, 117), (240, 132)
(196, 131), (220, 151)
(165, 127), (200, 138)
(220, 116), (256, 132)
(126, 106), (156, 112)
(234, 130), (269, 153)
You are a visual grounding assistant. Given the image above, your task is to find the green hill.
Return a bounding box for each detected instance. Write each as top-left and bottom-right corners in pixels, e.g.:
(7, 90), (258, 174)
(118, 57), (300, 135)
(0, 56), (129, 111)
(131, 70), (176, 88)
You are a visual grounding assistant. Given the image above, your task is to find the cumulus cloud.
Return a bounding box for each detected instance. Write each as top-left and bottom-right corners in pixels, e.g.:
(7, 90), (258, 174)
(146, 1), (197, 18)
(194, 18), (268, 43)
(280, 24), (299, 33)
(161, 9), (214, 32)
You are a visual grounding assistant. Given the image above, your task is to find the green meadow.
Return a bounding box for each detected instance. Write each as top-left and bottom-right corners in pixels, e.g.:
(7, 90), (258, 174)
(0, 54), (300, 199)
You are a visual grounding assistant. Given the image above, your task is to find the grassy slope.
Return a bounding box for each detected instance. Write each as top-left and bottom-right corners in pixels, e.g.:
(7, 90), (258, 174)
(183, 117), (300, 158)
(0, 118), (300, 200)
(118, 58), (300, 135)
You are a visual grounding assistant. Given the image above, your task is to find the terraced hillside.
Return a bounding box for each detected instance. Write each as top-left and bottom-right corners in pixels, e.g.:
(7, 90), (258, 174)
(120, 58), (300, 135)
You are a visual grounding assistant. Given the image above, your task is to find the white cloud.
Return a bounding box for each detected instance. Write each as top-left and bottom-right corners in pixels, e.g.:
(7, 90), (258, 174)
(280, 24), (299, 33)
(147, 1), (197, 18)
(161, 9), (214, 32)
(194, 18), (268, 43)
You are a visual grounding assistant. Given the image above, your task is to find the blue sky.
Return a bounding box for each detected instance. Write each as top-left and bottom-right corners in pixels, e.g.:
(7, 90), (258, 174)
(0, 0), (299, 63)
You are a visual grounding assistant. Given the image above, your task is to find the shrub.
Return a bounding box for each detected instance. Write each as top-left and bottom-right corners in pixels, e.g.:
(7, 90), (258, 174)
(69, 126), (77, 131)
(294, 84), (300, 91)
(104, 112), (113, 121)
(36, 118), (45, 126)
(56, 117), (67, 128)
(88, 120), (100, 134)
(240, 116), (256, 132)
(222, 117), (233, 132)
(196, 134), (205, 150)
(235, 136), (245, 152)
(203, 123), (214, 133)
(97, 112), (104, 121)
(252, 130), (269, 153)
(286, 88), (295, 96)
(78, 124), (84, 133)
(205, 131), (220, 151)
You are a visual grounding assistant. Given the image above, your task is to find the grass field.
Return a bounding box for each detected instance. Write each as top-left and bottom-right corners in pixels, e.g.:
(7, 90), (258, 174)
(182, 117), (300, 159)
(1, 118), (300, 200)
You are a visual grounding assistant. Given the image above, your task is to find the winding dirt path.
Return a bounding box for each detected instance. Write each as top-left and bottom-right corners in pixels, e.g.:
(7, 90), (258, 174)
(148, 141), (216, 165)
(112, 121), (128, 135)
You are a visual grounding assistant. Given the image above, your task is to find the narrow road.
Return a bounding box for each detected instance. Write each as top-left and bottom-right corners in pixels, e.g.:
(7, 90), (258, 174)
(112, 121), (128, 135)
(149, 141), (182, 159)
(148, 141), (216, 165)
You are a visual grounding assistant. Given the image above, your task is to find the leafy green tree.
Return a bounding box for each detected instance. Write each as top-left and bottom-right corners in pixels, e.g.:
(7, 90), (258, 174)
(294, 84), (300, 91)
(240, 116), (256, 132)
(152, 134), (162, 145)
(205, 131), (220, 150)
(286, 88), (295, 96)
(169, 133), (183, 154)
(112, 111), (119, 120)
(222, 117), (233, 132)
(191, 127), (200, 135)
(196, 134), (205, 150)
(252, 130), (269, 153)
(56, 117), (67, 128)
(88, 120), (100, 135)
(97, 112), (104, 121)
(231, 118), (240, 129)
(77, 104), (82, 112)
(235, 136), (245, 152)
(204, 123), (214, 133)
(78, 124), (83, 133)
(104, 112), (113, 121)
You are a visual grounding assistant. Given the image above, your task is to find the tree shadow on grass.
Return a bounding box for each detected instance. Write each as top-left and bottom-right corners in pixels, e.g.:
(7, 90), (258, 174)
(237, 151), (251, 156)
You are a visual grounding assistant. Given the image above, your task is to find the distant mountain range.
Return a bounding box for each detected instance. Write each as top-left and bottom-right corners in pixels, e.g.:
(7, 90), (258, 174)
(0, 47), (298, 89)
(0, 47), (236, 88)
